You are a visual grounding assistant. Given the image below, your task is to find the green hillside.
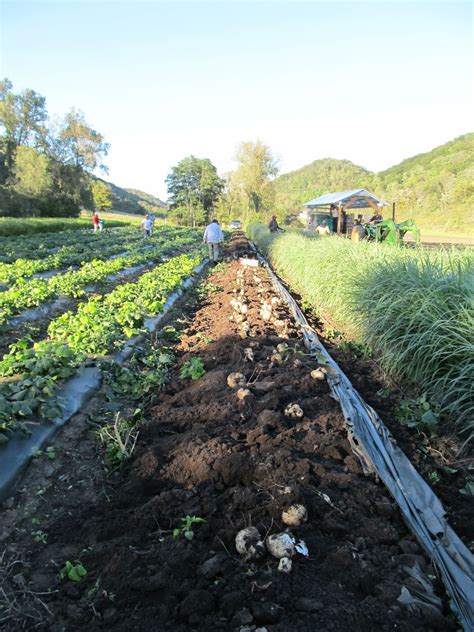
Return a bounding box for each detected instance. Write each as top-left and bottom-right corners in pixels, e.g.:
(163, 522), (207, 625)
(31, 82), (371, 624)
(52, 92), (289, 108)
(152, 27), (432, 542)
(274, 158), (371, 211)
(274, 134), (474, 232)
(106, 181), (167, 215)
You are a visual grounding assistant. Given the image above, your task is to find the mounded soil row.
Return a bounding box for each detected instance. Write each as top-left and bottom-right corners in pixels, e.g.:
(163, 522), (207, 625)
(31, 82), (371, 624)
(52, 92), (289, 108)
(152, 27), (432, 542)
(0, 234), (459, 631)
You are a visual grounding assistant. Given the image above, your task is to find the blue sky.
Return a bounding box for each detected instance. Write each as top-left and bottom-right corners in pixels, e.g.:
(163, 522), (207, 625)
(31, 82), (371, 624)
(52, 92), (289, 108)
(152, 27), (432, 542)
(1, 0), (472, 199)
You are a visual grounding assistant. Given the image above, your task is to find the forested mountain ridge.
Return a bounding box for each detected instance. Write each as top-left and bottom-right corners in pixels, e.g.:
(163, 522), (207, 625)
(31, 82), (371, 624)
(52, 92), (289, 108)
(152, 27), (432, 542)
(274, 134), (474, 231)
(274, 158), (371, 210)
(105, 181), (167, 215)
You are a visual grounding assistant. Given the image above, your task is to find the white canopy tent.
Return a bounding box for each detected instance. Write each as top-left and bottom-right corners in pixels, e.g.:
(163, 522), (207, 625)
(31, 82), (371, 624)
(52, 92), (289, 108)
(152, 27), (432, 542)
(303, 189), (390, 234)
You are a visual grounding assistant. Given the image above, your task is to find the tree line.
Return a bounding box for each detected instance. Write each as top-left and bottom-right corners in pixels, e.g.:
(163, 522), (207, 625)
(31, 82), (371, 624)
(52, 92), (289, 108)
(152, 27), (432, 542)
(166, 140), (279, 227)
(0, 79), (110, 217)
(0, 78), (280, 225)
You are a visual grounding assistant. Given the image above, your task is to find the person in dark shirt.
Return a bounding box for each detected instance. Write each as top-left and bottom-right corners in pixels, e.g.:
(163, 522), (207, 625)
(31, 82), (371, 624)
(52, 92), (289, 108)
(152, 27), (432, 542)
(330, 205), (339, 232)
(369, 212), (383, 224)
(268, 215), (284, 233)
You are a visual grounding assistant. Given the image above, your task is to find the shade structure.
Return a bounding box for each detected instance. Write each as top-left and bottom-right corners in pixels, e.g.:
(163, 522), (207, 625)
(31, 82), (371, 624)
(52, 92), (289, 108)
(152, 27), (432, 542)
(304, 189), (389, 209)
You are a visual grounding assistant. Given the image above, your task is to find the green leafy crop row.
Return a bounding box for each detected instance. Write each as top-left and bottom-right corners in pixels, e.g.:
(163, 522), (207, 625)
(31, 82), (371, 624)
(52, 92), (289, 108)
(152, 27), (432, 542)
(0, 230), (199, 324)
(48, 253), (201, 353)
(0, 252), (202, 440)
(0, 225), (135, 263)
(0, 225), (197, 283)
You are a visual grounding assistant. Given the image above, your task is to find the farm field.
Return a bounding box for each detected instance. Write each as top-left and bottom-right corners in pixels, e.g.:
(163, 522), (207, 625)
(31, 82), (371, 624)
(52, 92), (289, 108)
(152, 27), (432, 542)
(0, 227), (199, 329)
(0, 231), (472, 631)
(0, 214), (139, 237)
(0, 225), (202, 437)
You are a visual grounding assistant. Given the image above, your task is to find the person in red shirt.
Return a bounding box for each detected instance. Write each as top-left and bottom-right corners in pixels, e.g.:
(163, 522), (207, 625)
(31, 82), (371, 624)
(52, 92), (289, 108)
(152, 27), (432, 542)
(92, 211), (100, 233)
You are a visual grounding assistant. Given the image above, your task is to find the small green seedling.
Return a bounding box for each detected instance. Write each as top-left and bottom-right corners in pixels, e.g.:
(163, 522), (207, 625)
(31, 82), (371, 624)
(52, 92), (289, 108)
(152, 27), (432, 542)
(173, 515), (206, 541)
(337, 340), (361, 355)
(179, 357), (206, 380)
(159, 325), (181, 342)
(45, 446), (56, 460)
(59, 560), (88, 582)
(460, 481), (474, 496)
(197, 281), (220, 299)
(429, 471), (440, 486)
(196, 333), (214, 345)
(32, 530), (48, 544)
(31, 446), (56, 459)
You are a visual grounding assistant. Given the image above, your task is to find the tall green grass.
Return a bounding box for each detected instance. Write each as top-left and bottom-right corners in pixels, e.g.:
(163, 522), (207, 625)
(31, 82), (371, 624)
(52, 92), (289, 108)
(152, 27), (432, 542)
(249, 224), (474, 438)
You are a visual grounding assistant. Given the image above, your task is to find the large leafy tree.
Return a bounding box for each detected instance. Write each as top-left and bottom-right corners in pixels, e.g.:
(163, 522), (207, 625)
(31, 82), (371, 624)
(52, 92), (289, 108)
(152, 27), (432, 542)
(91, 179), (112, 211)
(230, 140), (278, 219)
(166, 156), (223, 226)
(0, 78), (48, 176)
(56, 108), (109, 172)
(13, 145), (52, 197)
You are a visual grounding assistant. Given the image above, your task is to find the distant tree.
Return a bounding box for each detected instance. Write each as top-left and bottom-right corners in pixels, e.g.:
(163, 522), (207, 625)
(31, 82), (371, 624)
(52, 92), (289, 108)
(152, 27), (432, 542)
(166, 156), (223, 226)
(213, 172), (243, 225)
(230, 140), (278, 219)
(0, 78), (48, 174)
(12, 145), (52, 197)
(56, 108), (109, 172)
(91, 180), (112, 211)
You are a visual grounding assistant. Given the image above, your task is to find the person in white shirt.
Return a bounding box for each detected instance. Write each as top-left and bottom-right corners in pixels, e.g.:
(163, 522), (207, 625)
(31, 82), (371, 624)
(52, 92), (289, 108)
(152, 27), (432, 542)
(203, 219), (224, 262)
(149, 212), (156, 235)
(315, 220), (331, 236)
(141, 214), (152, 238)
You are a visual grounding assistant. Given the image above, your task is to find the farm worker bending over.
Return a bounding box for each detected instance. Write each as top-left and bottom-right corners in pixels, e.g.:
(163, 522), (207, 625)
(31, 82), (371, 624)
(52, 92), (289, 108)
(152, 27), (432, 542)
(268, 215), (284, 233)
(203, 219), (224, 262)
(351, 220), (365, 241)
(92, 211), (100, 233)
(315, 220), (331, 236)
(141, 214), (152, 238)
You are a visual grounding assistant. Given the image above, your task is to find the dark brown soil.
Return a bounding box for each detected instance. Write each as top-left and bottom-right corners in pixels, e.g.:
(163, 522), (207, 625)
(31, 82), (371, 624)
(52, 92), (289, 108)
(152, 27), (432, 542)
(0, 234), (465, 631)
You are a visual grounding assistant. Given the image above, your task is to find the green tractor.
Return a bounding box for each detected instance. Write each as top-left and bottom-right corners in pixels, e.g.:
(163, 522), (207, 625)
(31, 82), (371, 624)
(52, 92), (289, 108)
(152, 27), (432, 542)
(365, 219), (420, 245)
